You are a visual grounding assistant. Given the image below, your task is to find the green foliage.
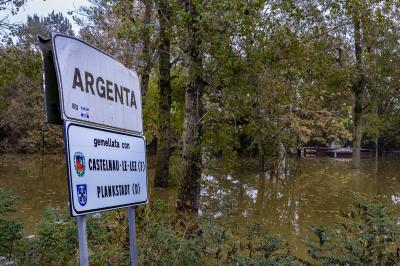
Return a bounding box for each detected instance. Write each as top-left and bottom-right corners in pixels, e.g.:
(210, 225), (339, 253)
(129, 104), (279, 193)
(0, 46), (64, 153)
(16, 12), (74, 48)
(199, 218), (299, 265)
(142, 76), (159, 143)
(135, 201), (202, 265)
(135, 200), (299, 265)
(169, 66), (185, 140)
(1, 197), (298, 265)
(3, 188), (400, 265)
(3, 0), (400, 159)
(75, 0), (138, 68)
(0, 11), (74, 154)
(0, 188), (17, 216)
(168, 151), (183, 186)
(305, 201), (400, 265)
(135, 68), (184, 148)
(0, 188), (23, 259)
(18, 207), (79, 265)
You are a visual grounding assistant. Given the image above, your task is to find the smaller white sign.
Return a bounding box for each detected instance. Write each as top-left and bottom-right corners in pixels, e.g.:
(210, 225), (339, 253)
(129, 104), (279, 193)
(65, 121), (148, 216)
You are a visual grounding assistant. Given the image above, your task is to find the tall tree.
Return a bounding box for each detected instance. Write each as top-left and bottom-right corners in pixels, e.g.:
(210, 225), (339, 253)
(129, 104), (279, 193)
(111, 0), (155, 96)
(154, 0), (172, 187)
(350, 1), (364, 169)
(138, 0), (153, 97)
(75, 0), (134, 66)
(177, 0), (204, 212)
(16, 12), (74, 48)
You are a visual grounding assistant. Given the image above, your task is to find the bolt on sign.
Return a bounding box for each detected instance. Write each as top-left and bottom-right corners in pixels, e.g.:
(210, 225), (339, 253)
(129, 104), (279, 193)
(38, 33), (148, 216)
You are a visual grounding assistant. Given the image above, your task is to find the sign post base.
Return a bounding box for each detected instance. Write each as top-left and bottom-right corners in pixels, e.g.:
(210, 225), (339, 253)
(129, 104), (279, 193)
(128, 206), (138, 266)
(77, 215), (89, 266)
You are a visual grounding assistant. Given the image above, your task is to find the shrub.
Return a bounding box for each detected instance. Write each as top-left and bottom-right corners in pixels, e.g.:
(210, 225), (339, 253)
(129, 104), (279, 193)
(0, 188), (23, 260)
(12, 199), (299, 265)
(305, 201), (400, 265)
(5, 188), (400, 265)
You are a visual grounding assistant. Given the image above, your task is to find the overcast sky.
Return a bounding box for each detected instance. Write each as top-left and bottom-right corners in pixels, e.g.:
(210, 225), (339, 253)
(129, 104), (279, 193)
(2, 0), (89, 30)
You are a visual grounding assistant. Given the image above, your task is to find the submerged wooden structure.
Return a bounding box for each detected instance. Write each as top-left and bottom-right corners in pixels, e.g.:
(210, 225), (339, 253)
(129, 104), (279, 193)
(303, 147), (373, 158)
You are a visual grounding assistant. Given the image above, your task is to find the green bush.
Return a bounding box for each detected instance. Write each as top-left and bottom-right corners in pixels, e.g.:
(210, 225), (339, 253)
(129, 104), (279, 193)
(199, 219), (299, 265)
(9, 199), (298, 265)
(139, 200), (299, 265)
(18, 207), (79, 265)
(305, 201), (400, 265)
(3, 186), (400, 265)
(18, 207), (125, 265)
(0, 188), (23, 260)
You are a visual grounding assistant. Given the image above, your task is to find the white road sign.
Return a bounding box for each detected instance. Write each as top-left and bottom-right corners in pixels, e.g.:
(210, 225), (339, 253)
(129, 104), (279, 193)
(65, 122), (148, 216)
(52, 33), (143, 133)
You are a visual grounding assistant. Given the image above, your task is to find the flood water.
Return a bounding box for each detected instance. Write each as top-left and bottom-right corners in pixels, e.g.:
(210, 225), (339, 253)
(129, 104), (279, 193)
(1, 154), (400, 257)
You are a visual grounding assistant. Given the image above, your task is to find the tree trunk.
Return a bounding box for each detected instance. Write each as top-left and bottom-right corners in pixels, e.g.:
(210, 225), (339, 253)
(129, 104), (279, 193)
(139, 0), (152, 97)
(154, 0), (171, 188)
(351, 9), (364, 169)
(352, 102), (362, 168)
(177, 0), (204, 212)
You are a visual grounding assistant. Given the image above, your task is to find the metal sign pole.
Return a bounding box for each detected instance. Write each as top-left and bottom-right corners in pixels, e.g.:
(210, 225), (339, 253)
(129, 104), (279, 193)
(77, 215), (89, 266)
(128, 206), (138, 266)
(39, 33), (148, 266)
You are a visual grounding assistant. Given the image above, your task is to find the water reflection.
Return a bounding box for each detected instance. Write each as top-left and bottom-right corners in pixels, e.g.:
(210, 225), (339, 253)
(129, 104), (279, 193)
(1, 155), (400, 257)
(0, 155), (69, 234)
(198, 157), (400, 256)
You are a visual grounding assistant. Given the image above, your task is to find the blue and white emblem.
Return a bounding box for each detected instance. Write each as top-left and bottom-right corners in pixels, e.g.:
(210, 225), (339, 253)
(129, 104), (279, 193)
(76, 184), (87, 206)
(80, 106), (89, 119)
